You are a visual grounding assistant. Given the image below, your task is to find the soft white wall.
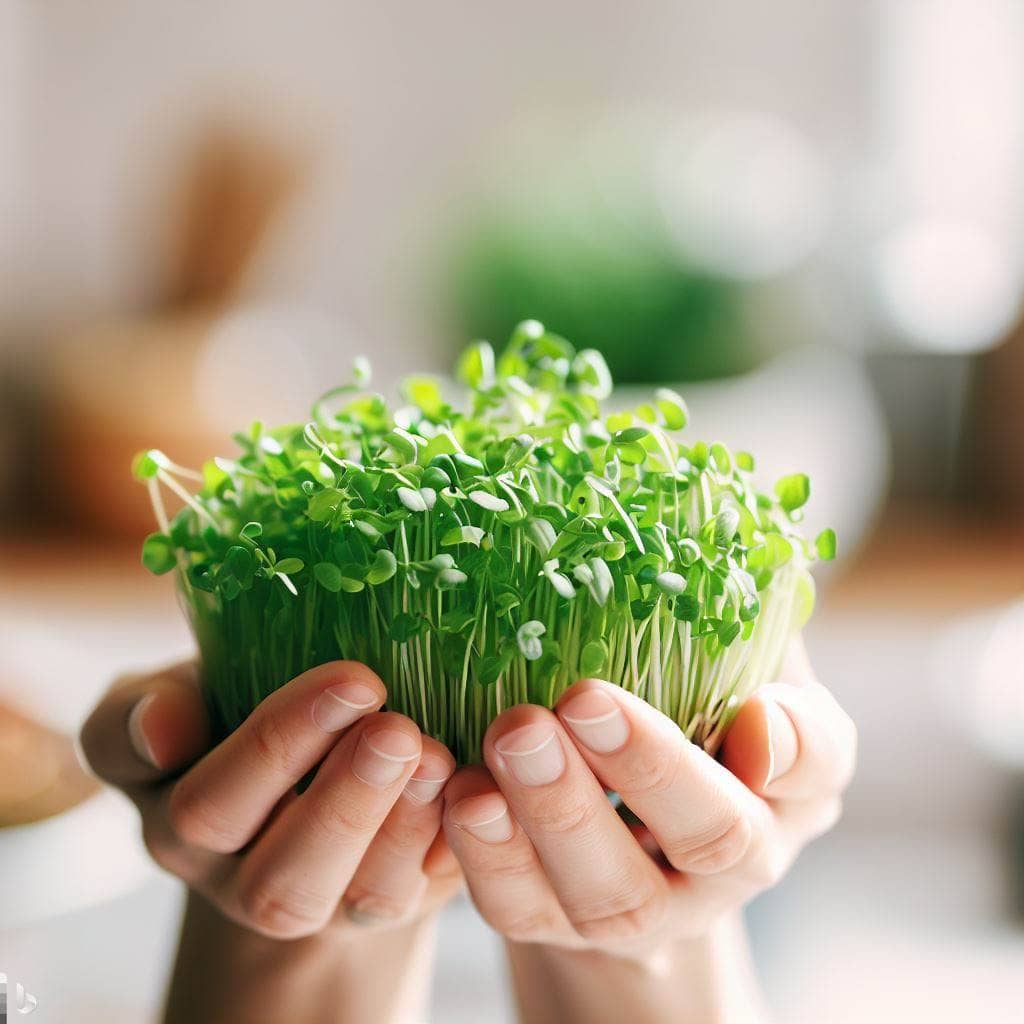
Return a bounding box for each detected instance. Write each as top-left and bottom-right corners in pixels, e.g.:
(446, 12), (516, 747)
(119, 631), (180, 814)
(0, 1), (29, 320)
(12, 0), (867, 369)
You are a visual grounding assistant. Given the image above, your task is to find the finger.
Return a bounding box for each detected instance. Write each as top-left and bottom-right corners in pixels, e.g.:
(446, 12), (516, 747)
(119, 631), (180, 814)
(555, 680), (770, 877)
(168, 661), (385, 853)
(230, 712), (422, 939)
(419, 827), (460, 892)
(484, 706), (668, 944)
(423, 827), (460, 882)
(137, 788), (227, 890)
(341, 736), (456, 925)
(721, 681), (857, 802)
(80, 661), (209, 791)
(420, 831), (466, 916)
(443, 766), (573, 945)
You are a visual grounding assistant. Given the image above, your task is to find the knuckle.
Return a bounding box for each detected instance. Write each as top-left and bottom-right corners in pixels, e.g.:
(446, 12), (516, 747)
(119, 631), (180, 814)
(527, 793), (601, 837)
(496, 907), (564, 943)
(236, 878), (330, 940)
(570, 886), (663, 943)
(465, 846), (540, 883)
(617, 744), (683, 799)
(734, 810), (789, 889)
(668, 812), (752, 874)
(379, 810), (438, 856)
(305, 791), (381, 842)
(167, 781), (246, 853)
(247, 711), (305, 779)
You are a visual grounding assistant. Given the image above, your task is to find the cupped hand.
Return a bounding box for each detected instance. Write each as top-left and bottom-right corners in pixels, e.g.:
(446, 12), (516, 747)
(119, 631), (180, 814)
(441, 640), (855, 959)
(80, 661), (461, 940)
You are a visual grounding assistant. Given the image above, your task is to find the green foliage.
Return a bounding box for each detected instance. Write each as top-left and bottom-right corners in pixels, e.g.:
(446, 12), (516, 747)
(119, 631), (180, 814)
(449, 207), (753, 384)
(775, 473), (811, 514)
(132, 449), (167, 481)
(815, 527), (837, 561)
(135, 322), (830, 763)
(141, 533), (176, 574)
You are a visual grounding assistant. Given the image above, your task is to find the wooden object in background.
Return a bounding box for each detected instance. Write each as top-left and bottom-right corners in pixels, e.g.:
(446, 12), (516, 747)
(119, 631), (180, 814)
(962, 312), (1024, 512)
(0, 701), (98, 827)
(47, 119), (312, 536)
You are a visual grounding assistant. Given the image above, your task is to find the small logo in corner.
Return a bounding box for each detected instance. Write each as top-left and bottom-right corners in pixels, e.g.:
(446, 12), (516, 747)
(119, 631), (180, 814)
(0, 973), (38, 1017)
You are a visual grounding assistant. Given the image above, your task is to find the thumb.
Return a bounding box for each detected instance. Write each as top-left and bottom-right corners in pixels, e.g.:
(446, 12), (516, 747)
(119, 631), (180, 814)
(80, 661), (210, 793)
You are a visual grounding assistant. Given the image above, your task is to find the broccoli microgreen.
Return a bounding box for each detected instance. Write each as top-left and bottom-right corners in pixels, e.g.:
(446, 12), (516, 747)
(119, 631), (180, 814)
(137, 322), (830, 763)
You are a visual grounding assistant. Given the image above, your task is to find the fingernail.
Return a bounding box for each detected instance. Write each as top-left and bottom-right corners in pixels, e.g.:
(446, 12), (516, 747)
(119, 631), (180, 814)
(452, 794), (514, 844)
(352, 728), (420, 788)
(127, 694), (160, 768)
(560, 690), (630, 754)
(764, 700), (799, 789)
(403, 754), (453, 805)
(494, 724), (565, 786)
(312, 682), (380, 732)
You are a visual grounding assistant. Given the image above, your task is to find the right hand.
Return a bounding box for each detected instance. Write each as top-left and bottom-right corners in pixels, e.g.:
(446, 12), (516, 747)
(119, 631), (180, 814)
(80, 660), (462, 940)
(440, 641), (854, 960)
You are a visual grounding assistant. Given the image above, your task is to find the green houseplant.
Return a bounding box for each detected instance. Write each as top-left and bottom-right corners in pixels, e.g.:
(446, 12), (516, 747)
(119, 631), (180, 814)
(136, 321), (834, 764)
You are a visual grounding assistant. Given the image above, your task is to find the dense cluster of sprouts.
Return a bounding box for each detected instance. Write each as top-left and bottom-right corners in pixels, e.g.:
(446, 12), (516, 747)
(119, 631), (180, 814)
(136, 321), (834, 764)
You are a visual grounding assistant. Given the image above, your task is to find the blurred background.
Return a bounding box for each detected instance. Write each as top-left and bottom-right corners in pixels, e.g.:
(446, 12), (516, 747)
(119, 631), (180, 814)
(2, 1), (1023, 1020)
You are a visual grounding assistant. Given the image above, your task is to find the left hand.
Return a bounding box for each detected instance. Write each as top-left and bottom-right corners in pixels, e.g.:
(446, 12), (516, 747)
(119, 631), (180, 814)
(441, 640), (855, 959)
(80, 661), (463, 940)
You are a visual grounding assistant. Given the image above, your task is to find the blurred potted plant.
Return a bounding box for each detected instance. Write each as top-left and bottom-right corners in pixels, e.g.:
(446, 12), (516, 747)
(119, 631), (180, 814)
(451, 202), (752, 385)
(441, 111), (888, 555)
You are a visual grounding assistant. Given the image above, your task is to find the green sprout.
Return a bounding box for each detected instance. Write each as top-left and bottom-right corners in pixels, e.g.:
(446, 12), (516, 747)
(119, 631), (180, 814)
(136, 321), (834, 764)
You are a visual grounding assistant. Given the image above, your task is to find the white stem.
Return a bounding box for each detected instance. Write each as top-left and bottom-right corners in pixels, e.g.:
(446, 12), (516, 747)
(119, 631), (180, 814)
(157, 471), (219, 528)
(147, 477), (169, 533)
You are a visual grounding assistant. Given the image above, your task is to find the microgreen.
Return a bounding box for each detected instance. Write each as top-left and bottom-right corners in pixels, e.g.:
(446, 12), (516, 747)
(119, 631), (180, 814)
(136, 322), (831, 763)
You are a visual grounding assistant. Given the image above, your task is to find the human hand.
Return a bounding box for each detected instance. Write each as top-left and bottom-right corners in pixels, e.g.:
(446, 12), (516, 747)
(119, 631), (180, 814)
(80, 661), (461, 940)
(442, 640), (855, 961)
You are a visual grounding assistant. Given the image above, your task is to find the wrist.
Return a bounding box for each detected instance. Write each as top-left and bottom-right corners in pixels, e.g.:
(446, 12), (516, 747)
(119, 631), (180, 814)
(166, 890), (438, 1024)
(507, 914), (769, 1024)
(520, 912), (728, 970)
